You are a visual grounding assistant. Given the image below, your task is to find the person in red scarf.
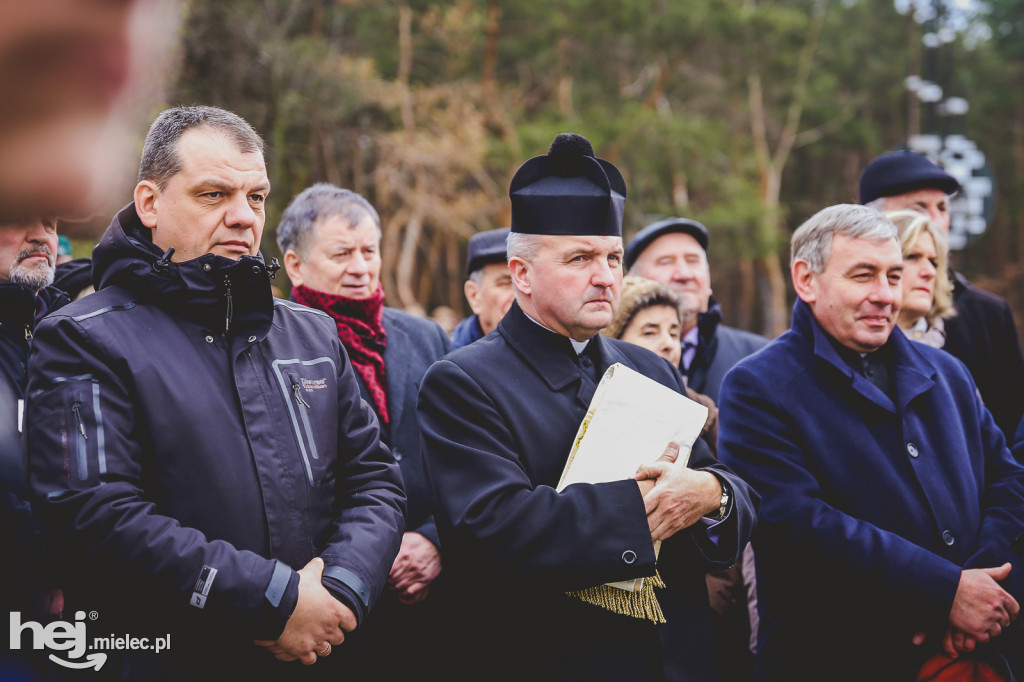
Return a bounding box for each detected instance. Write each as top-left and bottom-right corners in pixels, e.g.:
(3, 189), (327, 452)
(278, 183), (451, 680)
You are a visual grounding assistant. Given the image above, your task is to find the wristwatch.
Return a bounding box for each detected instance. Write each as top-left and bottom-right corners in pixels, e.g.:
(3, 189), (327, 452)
(714, 481), (730, 520)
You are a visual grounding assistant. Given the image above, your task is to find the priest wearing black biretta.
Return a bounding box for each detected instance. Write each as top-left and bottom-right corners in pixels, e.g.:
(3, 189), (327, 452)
(417, 133), (758, 682)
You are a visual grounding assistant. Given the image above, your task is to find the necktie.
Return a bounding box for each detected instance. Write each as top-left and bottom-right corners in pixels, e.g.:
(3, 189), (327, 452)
(681, 340), (697, 372)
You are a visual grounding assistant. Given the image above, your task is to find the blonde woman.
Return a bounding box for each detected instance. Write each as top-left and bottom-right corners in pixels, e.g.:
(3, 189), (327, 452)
(885, 209), (955, 348)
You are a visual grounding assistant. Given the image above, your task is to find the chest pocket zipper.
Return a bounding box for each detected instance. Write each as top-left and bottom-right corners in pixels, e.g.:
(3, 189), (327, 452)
(290, 378), (320, 460)
(71, 400), (89, 480)
(270, 358), (337, 486)
(291, 380), (311, 409)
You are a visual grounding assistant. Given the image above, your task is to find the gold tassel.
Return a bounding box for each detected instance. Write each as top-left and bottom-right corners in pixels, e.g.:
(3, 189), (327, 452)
(566, 570), (667, 624)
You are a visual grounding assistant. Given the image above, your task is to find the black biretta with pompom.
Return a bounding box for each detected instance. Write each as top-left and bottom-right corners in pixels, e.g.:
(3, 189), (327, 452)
(509, 133), (626, 237)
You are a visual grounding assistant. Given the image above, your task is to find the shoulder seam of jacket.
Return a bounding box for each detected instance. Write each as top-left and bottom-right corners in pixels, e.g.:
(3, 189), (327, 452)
(71, 302), (138, 322)
(273, 299), (332, 319)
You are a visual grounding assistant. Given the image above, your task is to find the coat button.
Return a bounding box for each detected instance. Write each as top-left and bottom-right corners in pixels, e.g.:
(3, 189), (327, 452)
(941, 530), (955, 546)
(203, 263), (212, 271)
(248, 335), (257, 343)
(392, 450), (402, 461)
(205, 335), (214, 344)
(252, 266), (261, 274)
(907, 443), (919, 458)
(621, 550), (637, 565)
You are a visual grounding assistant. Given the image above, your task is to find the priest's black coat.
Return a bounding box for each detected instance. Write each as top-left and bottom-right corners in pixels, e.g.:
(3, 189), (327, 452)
(417, 302), (758, 682)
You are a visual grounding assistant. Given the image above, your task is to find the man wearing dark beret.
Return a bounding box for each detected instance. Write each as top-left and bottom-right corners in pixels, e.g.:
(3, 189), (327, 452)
(625, 218), (769, 404)
(417, 133), (757, 681)
(625, 217), (767, 682)
(861, 150), (1024, 446)
(450, 227), (514, 349)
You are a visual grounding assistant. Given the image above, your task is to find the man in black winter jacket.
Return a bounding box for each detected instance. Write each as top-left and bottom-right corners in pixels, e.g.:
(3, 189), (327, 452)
(1, 216), (67, 678)
(26, 106), (406, 681)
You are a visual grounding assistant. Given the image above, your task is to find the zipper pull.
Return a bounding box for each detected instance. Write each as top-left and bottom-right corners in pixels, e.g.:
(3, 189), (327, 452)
(72, 401), (88, 440)
(24, 325), (32, 340)
(223, 275), (234, 334)
(154, 247), (175, 272)
(291, 380), (311, 408)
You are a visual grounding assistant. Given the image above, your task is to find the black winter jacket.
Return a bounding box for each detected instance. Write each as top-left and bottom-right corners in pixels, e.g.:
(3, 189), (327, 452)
(1, 282), (67, 616)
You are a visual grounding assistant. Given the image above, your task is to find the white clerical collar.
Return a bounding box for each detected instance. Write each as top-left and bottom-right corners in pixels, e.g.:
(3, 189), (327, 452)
(523, 312), (591, 354)
(568, 337), (591, 354)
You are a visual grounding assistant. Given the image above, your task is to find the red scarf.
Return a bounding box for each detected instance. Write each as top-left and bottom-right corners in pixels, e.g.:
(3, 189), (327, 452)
(292, 285), (389, 424)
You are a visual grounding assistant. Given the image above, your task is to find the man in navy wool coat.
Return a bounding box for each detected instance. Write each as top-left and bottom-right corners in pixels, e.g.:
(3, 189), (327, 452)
(719, 204), (1024, 681)
(418, 133), (758, 682)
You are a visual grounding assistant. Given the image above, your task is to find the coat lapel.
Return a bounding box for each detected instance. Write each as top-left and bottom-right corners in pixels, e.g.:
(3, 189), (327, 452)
(889, 330), (937, 411)
(382, 310), (409, 429)
(796, 299), (937, 413)
(808, 321), (897, 414)
(499, 303), (594, 409)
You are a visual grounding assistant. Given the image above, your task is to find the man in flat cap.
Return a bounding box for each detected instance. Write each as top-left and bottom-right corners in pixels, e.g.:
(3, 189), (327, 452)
(625, 219), (768, 404)
(626, 218), (767, 680)
(417, 133), (757, 682)
(450, 227), (514, 349)
(861, 150), (1024, 444)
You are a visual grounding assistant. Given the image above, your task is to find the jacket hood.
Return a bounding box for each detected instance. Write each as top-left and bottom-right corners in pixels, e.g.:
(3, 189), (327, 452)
(0, 282), (69, 331)
(93, 203), (280, 336)
(53, 257), (94, 300)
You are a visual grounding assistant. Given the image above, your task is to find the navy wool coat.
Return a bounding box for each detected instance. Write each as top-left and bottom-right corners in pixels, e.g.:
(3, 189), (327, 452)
(417, 302), (758, 682)
(719, 299), (1024, 682)
(352, 307), (450, 548)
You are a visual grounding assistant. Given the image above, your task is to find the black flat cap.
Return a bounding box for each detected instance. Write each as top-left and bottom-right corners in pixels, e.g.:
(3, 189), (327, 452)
(466, 227), (510, 276)
(859, 150), (960, 205)
(510, 133), (626, 236)
(624, 218), (709, 270)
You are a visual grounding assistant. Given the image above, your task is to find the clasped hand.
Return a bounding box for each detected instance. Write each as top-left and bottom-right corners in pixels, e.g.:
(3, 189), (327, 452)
(911, 563), (1019, 658)
(253, 557), (357, 665)
(388, 531), (442, 604)
(633, 441), (722, 541)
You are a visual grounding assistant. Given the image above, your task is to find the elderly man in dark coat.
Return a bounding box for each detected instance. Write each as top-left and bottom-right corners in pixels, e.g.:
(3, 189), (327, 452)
(0, 217), (67, 678)
(625, 217), (766, 680)
(861, 150), (1024, 445)
(450, 227), (513, 349)
(719, 204), (1024, 681)
(625, 218), (768, 404)
(278, 183), (451, 680)
(418, 133), (758, 682)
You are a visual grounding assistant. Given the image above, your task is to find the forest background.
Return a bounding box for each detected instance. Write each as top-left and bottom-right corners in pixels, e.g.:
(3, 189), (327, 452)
(69, 0), (1024, 338)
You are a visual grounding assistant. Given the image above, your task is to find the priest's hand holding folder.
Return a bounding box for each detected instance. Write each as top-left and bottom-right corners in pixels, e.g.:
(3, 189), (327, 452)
(557, 364), (720, 622)
(634, 442), (725, 542)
